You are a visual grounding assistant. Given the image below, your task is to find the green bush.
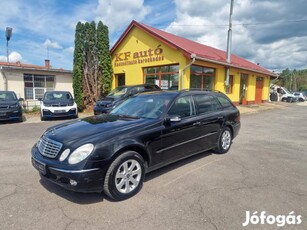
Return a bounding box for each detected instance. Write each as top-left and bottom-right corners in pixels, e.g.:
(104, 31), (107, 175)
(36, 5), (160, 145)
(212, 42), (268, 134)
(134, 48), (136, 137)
(31, 105), (40, 113)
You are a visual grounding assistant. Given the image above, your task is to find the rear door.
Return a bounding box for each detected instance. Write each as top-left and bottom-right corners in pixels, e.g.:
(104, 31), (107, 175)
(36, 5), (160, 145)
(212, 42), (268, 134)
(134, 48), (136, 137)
(192, 94), (224, 150)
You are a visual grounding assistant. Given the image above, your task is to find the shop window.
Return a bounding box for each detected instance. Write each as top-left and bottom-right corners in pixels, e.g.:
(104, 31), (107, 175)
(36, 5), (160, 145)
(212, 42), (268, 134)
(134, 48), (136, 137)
(190, 65), (215, 90)
(24, 74), (55, 100)
(144, 64), (179, 90)
(225, 75), (233, 94)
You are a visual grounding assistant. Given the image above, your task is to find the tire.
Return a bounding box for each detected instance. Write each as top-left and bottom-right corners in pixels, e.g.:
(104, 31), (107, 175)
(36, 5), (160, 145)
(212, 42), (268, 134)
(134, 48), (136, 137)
(281, 98), (287, 102)
(215, 127), (232, 154)
(40, 113), (45, 121)
(103, 151), (145, 201)
(299, 98), (304, 102)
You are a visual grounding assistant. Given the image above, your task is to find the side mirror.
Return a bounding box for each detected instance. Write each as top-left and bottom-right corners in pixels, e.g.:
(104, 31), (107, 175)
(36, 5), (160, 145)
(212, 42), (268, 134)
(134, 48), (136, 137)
(164, 115), (181, 125)
(18, 98), (24, 101)
(38, 98), (42, 101)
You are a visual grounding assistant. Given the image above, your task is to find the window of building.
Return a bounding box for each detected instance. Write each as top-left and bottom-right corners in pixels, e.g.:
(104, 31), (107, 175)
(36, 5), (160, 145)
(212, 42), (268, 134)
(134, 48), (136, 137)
(225, 75), (234, 94)
(144, 65), (179, 90)
(190, 65), (215, 90)
(24, 74), (55, 100)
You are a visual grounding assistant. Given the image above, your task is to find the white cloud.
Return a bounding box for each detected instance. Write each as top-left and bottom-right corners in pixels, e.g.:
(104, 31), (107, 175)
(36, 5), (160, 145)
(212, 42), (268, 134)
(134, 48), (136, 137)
(95, 0), (151, 33)
(0, 51), (22, 62)
(43, 39), (62, 49)
(164, 0), (307, 71)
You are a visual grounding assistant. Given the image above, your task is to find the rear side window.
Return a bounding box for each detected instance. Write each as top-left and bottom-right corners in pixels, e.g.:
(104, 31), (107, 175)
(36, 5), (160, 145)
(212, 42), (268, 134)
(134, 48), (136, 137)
(193, 94), (220, 114)
(216, 95), (234, 108)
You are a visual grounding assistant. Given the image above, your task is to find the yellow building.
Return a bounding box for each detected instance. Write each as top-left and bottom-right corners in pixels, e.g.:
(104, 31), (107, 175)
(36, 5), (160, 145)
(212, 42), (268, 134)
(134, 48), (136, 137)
(111, 21), (276, 105)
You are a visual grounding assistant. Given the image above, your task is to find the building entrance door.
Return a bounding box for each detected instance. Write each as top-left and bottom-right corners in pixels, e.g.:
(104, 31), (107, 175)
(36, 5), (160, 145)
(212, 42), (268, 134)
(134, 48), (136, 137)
(255, 77), (263, 103)
(116, 74), (125, 87)
(239, 74), (248, 104)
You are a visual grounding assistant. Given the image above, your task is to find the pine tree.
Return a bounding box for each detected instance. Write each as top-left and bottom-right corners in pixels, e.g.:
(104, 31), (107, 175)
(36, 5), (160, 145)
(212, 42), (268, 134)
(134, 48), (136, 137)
(72, 22), (85, 111)
(97, 21), (113, 97)
(73, 20), (113, 109)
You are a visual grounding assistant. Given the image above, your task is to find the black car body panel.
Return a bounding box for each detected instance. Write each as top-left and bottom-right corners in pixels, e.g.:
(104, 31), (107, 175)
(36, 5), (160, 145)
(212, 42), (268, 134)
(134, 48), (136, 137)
(32, 90), (240, 193)
(94, 84), (161, 115)
(0, 91), (23, 121)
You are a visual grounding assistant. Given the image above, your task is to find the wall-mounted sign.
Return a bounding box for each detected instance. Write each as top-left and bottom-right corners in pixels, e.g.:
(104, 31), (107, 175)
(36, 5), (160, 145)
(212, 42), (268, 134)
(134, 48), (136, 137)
(114, 45), (164, 67)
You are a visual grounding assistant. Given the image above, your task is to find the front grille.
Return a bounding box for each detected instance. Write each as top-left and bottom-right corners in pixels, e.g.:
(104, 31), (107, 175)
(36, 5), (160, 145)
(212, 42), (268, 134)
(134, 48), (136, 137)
(51, 104), (68, 107)
(38, 136), (63, 158)
(0, 105), (9, 110)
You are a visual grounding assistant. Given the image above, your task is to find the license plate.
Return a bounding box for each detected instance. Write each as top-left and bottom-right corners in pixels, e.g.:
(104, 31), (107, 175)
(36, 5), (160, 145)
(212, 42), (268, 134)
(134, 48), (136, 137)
(54, 110), (66, 113)
(32, 158), (47, 175)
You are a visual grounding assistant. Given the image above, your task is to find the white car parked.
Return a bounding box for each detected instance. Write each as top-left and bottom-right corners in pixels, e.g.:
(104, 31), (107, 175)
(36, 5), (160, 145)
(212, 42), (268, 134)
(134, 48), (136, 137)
(293, 92), (306, 102)
(40, 91), (78, 121)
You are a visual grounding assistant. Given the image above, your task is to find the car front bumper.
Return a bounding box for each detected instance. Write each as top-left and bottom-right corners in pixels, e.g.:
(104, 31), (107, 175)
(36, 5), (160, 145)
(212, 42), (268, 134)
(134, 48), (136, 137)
(0, 108), (22, 121)
(42, 107), (77, 118)
(31, 146), (108, 193)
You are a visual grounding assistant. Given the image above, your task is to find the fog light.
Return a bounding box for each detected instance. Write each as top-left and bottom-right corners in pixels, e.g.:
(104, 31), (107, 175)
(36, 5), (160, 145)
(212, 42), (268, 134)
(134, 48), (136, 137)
(70, 179), (77, 186)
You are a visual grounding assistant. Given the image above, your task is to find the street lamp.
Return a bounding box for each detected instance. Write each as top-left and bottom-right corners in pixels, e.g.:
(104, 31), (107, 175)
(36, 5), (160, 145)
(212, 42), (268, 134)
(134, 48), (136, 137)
(6, 27), (13, 62)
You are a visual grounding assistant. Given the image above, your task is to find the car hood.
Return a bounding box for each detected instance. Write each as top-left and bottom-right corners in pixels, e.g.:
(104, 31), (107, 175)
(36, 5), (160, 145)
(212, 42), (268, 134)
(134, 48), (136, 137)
(96, 97), (117, 106)
(0, 100), (18, 106)
(43, 99), (74, 106)
(43, 114), (154, 146)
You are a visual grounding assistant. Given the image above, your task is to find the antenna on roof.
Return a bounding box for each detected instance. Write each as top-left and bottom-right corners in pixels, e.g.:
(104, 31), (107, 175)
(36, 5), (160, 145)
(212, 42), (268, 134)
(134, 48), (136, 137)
(225, 0), (234, 87)
(6, 27), (13, 62)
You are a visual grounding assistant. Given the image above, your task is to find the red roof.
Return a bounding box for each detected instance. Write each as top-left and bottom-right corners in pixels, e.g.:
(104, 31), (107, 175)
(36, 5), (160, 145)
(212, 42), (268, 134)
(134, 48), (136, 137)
(111, 20), (275, 76)
(0, 61), (69, 72)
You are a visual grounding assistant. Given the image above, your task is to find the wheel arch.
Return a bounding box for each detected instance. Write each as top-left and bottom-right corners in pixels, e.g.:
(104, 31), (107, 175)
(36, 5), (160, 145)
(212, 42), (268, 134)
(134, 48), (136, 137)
(112, 145), (151, 169)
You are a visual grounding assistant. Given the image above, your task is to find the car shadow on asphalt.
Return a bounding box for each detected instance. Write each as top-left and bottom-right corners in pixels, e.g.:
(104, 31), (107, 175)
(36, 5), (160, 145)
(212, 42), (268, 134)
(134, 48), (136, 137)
(38, 150), (216, 204)
(145, 150), (213, 182)
(39, 177), (107, 204)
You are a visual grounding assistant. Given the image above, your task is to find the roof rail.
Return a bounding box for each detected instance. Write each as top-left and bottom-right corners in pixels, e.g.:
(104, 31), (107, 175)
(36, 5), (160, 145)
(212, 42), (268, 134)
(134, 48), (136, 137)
(180, 88), (223, 93)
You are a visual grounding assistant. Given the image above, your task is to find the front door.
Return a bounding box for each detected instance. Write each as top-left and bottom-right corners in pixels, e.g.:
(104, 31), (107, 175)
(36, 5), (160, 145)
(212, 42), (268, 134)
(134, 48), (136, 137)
(255, 77), (263, 103)
(239, 74), (248, 104)
(116, 74), (125, 87)
(159, 95), (200, 163)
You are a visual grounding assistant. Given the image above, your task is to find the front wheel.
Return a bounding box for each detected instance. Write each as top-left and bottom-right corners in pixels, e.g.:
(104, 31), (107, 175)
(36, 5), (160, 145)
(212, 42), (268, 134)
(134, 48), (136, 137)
(103, 151), (145, 201)
(215, 127), (232, 154)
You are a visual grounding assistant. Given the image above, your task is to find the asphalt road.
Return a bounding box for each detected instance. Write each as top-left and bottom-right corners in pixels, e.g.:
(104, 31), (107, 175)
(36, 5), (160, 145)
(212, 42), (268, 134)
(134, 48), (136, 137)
(0, 103), (306, 230)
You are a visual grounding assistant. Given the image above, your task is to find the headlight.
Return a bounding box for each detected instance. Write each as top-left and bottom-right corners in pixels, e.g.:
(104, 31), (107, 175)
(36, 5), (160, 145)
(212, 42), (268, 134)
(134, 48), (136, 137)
(68, 144), (94, 165)
(59, 149), (70, 162)
(10, 104), (19, 108)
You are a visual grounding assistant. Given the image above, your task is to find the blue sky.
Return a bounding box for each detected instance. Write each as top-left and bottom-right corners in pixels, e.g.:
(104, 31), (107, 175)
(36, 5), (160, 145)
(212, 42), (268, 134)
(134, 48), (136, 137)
(1, 0), (307, 72)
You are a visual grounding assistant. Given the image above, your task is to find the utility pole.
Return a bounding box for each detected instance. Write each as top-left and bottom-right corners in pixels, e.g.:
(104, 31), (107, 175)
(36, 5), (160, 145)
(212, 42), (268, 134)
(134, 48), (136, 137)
(225, 0), (234, 87)
(6, 27), (13, 62)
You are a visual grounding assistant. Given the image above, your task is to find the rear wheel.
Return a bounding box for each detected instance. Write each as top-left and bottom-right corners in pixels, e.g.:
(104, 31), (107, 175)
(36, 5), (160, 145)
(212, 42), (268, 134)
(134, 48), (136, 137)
(215, 127), (232, 154)
(103, 151), (145, 201)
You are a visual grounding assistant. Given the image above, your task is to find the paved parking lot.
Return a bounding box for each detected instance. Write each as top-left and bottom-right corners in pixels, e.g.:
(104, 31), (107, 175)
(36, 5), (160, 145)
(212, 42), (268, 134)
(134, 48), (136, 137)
(0, 103), (306, 230)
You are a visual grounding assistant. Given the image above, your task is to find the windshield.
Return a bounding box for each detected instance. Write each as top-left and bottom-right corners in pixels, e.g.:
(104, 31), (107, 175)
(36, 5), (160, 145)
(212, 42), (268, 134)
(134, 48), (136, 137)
(0, 92), (17, 101)
(44, 92), (73, 101)
(107, 86), (128, 99)
(282, 87), (291, 94)
(110, 94), (175, 119)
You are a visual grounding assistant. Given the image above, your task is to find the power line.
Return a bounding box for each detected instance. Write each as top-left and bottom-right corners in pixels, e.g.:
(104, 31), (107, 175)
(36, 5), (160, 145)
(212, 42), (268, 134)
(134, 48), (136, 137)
(165, 18), (307, 28)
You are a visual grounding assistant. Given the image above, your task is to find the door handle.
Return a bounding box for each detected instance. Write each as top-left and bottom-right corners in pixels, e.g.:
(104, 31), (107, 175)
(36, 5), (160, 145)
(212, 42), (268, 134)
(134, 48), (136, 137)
(193, 121), (201, 126)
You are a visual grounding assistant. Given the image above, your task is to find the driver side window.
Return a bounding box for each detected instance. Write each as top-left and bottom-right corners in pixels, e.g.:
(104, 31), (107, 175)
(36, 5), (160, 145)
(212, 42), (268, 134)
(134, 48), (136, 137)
(168, 96), (195, 118)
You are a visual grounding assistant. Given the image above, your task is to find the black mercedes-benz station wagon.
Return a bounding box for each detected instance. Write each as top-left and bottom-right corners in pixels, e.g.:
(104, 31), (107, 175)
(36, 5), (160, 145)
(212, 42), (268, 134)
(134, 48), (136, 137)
(32, 90), (240, 201)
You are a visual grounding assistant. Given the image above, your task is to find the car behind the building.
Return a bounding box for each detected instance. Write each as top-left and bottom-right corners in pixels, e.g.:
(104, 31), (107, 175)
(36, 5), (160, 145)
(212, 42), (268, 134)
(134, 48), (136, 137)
(32, 90), (240, 201)
(94, 84), (160, 115)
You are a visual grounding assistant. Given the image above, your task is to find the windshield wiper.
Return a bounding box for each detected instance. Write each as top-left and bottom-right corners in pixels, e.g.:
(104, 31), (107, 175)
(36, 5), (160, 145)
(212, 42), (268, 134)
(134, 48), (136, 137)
(116, 114), (139, 119)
